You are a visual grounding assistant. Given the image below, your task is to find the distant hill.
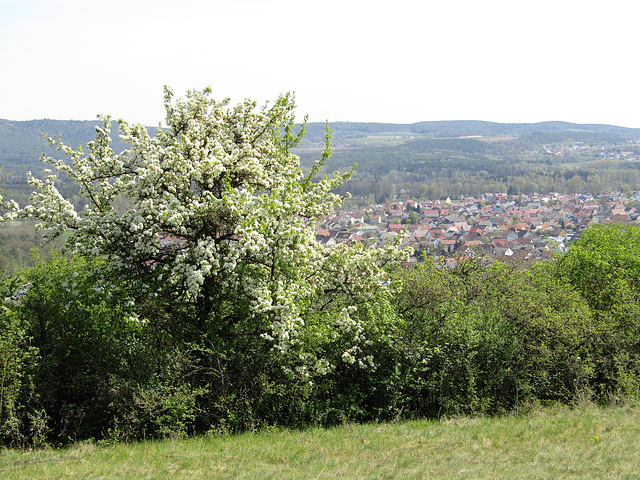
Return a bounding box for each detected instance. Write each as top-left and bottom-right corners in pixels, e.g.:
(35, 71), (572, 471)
(2, 118), (639, 159)
(0, 118), (155, 156)
(300, 120), (640, 144)
(0, 119), (157, 180)
(2, 117), (640, 205)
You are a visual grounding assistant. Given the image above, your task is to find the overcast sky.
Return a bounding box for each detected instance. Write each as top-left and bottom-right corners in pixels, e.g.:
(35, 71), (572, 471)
(2, 0), (639, 127)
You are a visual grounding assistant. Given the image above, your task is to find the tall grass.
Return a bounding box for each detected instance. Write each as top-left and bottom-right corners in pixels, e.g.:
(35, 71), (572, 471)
(2, 402), (639, 479)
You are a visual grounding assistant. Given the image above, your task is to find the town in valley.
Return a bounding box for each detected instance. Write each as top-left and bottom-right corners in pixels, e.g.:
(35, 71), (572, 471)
(317, 190), (640, 267)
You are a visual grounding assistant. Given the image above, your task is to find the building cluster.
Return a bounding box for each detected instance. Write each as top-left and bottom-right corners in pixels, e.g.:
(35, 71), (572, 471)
(316, 191), (640, 268)
(542, 141), (640, 161)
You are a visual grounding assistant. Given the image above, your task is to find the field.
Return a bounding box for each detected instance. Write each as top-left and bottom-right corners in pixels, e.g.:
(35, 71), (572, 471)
(0, 220), (68, 275)
(2, 402), (639, 479)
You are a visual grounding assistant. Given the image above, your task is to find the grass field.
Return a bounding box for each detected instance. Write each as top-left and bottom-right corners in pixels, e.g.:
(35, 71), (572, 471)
(2, 402), (639, 479)
(0, 220), (68, 275)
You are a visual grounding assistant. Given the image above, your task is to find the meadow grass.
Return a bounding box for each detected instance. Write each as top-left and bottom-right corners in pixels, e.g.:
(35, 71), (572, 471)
(1, 401), (639, 479)
(0, 220), (68, 275)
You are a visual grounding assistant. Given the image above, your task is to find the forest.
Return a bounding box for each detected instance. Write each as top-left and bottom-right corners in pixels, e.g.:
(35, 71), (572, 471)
(1, 93), (640, 448)
(297, 129), (640, 203)
(3, 117), (640, 207)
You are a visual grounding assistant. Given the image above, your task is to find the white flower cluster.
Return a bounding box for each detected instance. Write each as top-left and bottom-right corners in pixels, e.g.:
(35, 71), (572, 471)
(3, 87), (409, 378)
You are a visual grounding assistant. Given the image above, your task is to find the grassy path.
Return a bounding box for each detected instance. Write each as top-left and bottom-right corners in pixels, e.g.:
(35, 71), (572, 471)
(2, 402), (639, 479)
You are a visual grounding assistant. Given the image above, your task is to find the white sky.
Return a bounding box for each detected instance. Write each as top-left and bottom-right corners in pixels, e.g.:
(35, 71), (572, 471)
(1, 0), (639, 128)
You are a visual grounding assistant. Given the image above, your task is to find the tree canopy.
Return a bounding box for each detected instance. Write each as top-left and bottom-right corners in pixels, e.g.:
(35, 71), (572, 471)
(2, 87), (408, 367)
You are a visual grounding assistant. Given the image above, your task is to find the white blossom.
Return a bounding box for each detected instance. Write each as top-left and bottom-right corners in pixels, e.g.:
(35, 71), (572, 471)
(2, 87), (409, 380)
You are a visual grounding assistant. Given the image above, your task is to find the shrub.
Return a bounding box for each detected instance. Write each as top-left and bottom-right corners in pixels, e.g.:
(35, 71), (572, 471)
(393, 257), (596, 417)
(555, 223), (640, 398)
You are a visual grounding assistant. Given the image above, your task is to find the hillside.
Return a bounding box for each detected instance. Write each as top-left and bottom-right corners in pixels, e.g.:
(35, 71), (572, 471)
(3, 118), (639, 158)
(299, 119), (640, 144)
(2, 118), (640, 204)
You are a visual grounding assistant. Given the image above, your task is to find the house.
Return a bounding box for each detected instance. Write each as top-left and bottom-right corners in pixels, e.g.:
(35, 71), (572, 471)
(440, 239), (457, 253)
(388, 224), (405, 236)
(490, 238), (509, 248)
(349, 234), (365, 245)
(463, 239), (482, 246)
(505, 231), (519, 242)
(512, 237), (533, 246)
(444, 257), (457, 269)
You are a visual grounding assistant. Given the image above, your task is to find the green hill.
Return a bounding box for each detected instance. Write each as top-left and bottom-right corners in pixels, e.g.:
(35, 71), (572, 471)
(2, 118), (640, 204)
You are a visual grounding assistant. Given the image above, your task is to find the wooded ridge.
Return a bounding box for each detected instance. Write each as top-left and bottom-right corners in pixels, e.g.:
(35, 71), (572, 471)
(3, 118), (640, 206)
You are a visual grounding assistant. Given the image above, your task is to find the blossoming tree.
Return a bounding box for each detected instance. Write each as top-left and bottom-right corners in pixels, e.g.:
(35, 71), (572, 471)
(3, 87), (408, 374)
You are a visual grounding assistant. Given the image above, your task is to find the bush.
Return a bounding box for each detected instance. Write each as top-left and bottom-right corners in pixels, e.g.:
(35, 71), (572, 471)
(393, 257), (596, 417)
(0, 253), (204, 445)
(0, 289), (41, 448)
(555, 223), (640, 399)
(1, 88), (412, 444)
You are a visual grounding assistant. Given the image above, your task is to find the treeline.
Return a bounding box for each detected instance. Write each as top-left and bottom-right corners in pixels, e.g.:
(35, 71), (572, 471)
(1, 223), (639, 447)
(0, 119), (155, 205)
(296, 134), (640, 202)
(299, 120), (640, 144)
(3, 118), (640, 208)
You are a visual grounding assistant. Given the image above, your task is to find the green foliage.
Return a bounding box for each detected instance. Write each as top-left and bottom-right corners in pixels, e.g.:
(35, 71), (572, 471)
(0, 292), (40, 448)
(0, 252), (213, 445)
(555, 223), (640, 398)
(393, 257), (595, 416)
(4, 100), (640, 448)
(4, 245), (640, 446)
(1, 254), (132, 444)
(556, 223), (640, 313)
(109, 349), (207, 441)
(3, 117), (640, 206)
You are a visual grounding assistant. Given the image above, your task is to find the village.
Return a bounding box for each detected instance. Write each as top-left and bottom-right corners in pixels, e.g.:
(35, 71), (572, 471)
(316, 190), (640, 268)
(542, 140), (640, 161)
